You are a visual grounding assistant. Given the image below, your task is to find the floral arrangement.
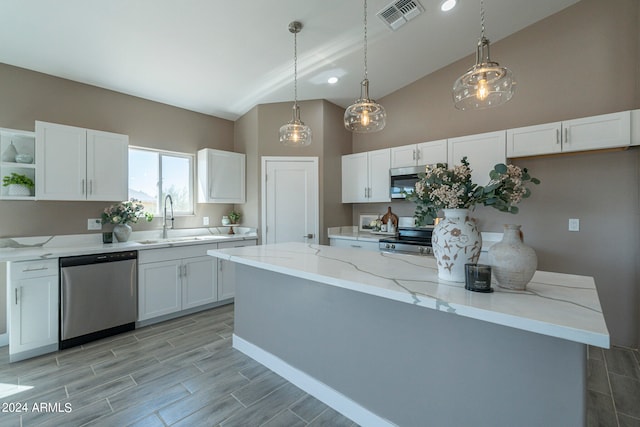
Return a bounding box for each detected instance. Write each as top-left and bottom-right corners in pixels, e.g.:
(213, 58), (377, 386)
(101, 199), (154, 225)
(406, 157), (540, 225)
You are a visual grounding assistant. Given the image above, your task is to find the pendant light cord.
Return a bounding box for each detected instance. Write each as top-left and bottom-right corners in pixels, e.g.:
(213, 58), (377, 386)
(480, 0), (485, 39)
(363, 0), (368, 80)
(293, 29), (298, 106)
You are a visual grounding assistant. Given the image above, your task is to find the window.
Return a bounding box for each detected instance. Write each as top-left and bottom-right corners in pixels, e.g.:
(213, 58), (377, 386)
(128, 147), (194, 215)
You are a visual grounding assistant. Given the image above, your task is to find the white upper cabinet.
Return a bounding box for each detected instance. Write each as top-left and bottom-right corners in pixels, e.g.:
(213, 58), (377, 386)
(391, 139), (447, 168)
(342, 148), (390, 203)
(448, 131), (506, 186)
(197, 148), (246, 203)
(507, 111), (631, 157)
(506, 122), (562, 158)
(36, 121), (128, 201)
(86, 130), (129, 201)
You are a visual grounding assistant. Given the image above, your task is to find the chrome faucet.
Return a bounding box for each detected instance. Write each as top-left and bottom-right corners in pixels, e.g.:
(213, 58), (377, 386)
(162, 194), (174, 239)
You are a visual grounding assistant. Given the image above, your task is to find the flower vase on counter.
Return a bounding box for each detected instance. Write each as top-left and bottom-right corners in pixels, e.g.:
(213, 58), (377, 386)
(432, 209), (482, 282)
(488, 224), (537, 290)
(113, 223), (132, 242)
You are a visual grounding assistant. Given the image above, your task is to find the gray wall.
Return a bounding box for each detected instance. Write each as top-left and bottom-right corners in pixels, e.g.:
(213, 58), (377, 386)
(351, 0), (640, 348)
(234, 99), (352, 245)
(0, 62), (236, 237)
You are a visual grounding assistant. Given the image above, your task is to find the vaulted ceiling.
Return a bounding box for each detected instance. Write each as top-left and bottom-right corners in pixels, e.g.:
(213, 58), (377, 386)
(0, 0), (580, 120)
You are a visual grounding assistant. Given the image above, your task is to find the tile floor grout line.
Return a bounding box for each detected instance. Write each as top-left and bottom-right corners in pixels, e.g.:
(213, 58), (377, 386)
(603, 349), (622, 427)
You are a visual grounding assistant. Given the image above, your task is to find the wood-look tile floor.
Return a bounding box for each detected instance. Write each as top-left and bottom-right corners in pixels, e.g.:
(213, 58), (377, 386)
(0, 303), (637, 427)
(0, 304), (357, 427)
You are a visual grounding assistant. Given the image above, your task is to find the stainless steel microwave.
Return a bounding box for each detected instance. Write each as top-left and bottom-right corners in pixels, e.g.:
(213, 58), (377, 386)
(389, 165), (424, 199)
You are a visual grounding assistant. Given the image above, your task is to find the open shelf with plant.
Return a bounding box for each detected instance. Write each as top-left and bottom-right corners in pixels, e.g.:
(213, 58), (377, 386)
(1, 127), (36, 200)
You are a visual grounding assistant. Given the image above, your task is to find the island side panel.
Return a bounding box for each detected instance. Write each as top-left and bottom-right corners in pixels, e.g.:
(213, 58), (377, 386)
(234, 264), (586, 427)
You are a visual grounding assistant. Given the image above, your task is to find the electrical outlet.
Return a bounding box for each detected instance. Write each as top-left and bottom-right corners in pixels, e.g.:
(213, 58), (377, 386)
(568, 218), (580, 232)
(87, 218), (102, 230)
(203, 216), (210, 226)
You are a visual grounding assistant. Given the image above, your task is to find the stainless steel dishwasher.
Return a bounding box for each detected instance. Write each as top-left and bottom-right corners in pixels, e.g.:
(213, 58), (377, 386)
(59, 251), (137, 349)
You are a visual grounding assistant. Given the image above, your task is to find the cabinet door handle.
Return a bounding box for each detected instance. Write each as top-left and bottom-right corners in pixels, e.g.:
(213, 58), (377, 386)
(564, 128), (569, 143)
(81, 179), (85, 195)
(303, 234), (314, 239)
(556, 129), (560, 144)
(364, 188), (367, 198)
(412, 150), (416, 160)
(416, 149), (420, 161)
(89, 180), (93, 195)
(15, 288), (18, 305)
(219, 260), (223, 271)
(183, 265), (188, 277)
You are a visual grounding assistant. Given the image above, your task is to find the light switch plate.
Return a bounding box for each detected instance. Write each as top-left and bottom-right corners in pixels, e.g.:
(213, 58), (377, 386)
(568, 218), (580, 232)
(87, 218), (102, 230)
(203, 216), (210, 226)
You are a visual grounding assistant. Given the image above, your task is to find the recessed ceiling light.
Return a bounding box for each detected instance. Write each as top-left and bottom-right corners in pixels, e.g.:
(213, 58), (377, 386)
(327, 76), (339, 84)
(440, 0), (457, 12)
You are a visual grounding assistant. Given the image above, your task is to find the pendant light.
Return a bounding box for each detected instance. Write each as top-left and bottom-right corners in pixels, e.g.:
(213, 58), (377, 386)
(344, 0), (386, 133)
(452, 0), (515, 110)
(279, 21), (312, 147)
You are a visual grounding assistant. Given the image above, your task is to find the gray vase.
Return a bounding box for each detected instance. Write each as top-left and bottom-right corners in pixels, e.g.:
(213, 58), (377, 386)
(113, 223), (132, 242)
(488, 224), (537, 290)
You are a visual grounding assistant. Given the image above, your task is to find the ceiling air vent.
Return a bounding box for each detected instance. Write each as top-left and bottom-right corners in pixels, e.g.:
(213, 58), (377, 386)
(377, 0), (424, 31)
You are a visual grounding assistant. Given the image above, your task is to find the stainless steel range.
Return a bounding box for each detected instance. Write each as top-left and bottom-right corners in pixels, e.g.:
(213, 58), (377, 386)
(379, 227), (434, 256)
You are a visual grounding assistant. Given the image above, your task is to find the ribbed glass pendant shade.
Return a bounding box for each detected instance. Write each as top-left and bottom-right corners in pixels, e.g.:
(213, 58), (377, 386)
(344, 79), (386, 133)
(280, 21), (312, 147)
(453, 37), (515, 110)
(279, 104), (312, 147)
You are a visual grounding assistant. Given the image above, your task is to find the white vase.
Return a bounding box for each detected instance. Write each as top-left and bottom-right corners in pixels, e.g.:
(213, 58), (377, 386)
(7, 184), (31, 196)
(113, 223), (132, 242)
(488, 224), (537, 290)
(432, 209), (482, 282)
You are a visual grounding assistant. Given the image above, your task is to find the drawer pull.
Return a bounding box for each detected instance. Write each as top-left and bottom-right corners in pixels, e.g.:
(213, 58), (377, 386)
(23, 267), (49, 272)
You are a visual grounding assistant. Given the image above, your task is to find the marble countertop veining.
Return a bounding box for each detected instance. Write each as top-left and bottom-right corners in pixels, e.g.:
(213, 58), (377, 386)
(0, 227), (258, 262)
(327, 226), (389, 242)
(207, 242), (609, 348)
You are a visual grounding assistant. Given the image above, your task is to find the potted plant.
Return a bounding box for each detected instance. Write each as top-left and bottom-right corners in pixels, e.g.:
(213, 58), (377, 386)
(228, 210), (241, 224)
(2, 172), (35, 196)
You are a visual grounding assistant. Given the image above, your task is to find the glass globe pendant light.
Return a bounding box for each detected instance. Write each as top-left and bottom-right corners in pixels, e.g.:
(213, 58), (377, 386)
(452, 0), (515, 110)
(344, 0), (386, 133)
(279, 21), (312, 147)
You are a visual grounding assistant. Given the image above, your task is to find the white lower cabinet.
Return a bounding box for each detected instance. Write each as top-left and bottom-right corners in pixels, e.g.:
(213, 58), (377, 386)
(138, 244), (218, 322)
(217, 239), (258, 300)
(8, 259), (59, 362)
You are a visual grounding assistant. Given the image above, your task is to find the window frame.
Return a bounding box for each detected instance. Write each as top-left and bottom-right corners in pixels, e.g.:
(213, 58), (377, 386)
(128, 146), (195, 216)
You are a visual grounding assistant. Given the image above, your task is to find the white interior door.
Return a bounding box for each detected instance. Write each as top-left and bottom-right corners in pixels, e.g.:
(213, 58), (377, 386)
(262, 157), (318, 245)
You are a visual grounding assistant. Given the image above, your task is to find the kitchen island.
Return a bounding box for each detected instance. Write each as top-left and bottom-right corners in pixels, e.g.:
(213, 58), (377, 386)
(207, 242), (609, 427)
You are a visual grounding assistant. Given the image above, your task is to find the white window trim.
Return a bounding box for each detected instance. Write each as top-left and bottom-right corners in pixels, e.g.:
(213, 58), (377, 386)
(129, 146), (195, 216)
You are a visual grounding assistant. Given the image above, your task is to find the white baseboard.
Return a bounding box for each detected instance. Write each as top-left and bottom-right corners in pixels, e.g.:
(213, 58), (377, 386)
(232, 334), (396, 427)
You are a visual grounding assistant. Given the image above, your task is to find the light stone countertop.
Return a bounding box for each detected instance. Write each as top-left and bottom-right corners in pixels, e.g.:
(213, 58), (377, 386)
(207, 242), (610, 348)
(0, 227), (258, 262)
